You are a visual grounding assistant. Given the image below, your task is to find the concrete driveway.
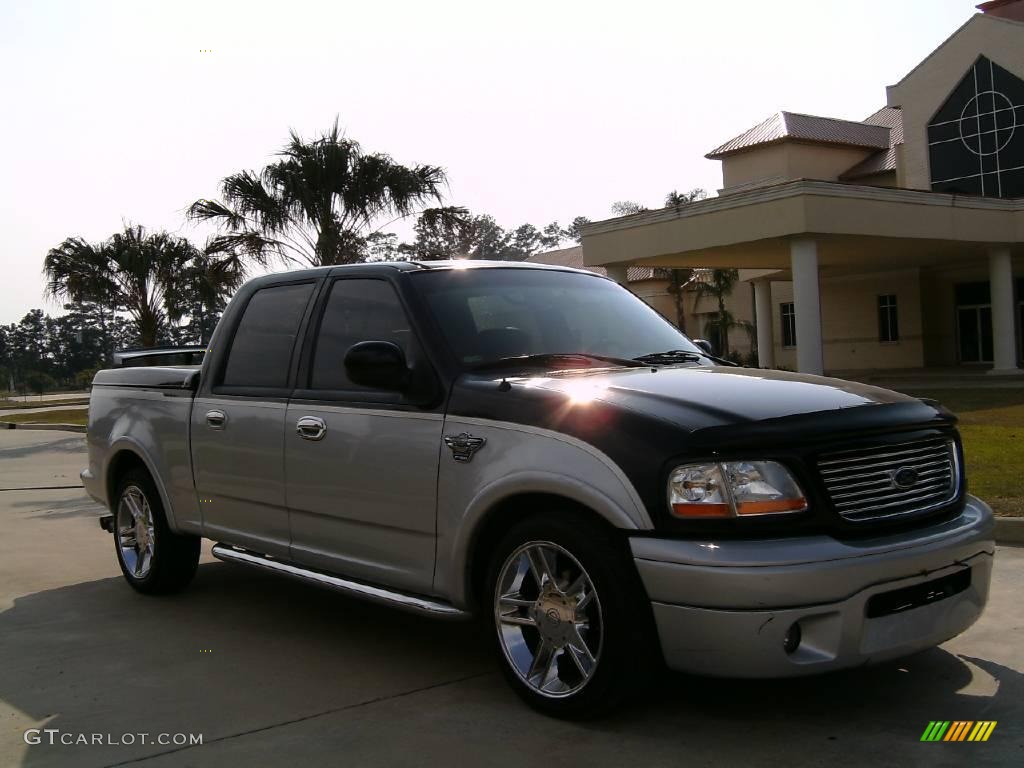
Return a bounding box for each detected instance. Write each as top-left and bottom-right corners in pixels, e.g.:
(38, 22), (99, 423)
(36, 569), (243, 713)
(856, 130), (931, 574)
(1, 430), (1021, 767)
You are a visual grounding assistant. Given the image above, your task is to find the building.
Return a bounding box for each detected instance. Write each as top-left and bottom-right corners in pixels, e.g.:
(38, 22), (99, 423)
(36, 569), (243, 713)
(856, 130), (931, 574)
(578, 1), (1024, 376)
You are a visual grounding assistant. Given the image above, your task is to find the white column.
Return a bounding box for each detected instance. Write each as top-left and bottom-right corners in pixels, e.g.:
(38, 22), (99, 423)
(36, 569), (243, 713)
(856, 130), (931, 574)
(604, 264), (629, 285)
(753, 280), (775, 369)
(790, 238), (824, 375)
(988, 246), (1019, 374)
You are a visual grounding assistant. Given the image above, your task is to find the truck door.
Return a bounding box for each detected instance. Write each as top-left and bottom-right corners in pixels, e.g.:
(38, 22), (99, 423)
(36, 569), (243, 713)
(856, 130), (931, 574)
(285, 276), (442, 594)
(191, 279), (317, 557)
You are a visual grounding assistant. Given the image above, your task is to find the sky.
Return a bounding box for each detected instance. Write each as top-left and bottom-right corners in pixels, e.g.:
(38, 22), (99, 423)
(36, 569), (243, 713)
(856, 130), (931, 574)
(0, 0), (979, 324)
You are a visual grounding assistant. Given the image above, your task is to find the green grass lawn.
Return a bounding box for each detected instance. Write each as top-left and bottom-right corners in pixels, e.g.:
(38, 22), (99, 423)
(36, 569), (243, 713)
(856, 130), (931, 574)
(0, 398), (90, 410)
(1, 409), (88, 426)
(906, 389), (1024, 517)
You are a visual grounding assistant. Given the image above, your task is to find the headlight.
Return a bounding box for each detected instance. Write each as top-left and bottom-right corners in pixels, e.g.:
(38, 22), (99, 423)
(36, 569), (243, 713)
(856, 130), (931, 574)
(668, 461), (807, 518)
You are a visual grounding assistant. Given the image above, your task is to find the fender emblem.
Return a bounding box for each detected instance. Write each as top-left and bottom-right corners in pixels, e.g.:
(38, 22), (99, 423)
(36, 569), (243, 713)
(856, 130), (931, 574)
(444, 433), (486, 463)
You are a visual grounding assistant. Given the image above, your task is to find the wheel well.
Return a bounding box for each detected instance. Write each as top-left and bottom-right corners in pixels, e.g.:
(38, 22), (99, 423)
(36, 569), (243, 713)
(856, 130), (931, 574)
(465, 492), (623, 613)
(105, 450), (150, 503)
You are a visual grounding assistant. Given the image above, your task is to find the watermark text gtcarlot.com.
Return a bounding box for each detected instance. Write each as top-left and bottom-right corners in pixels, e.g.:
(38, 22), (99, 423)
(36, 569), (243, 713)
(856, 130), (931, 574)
(24, 729), (203, 747)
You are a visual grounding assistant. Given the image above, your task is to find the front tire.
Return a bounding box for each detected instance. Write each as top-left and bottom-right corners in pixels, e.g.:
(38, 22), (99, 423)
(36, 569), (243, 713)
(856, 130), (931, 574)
(113, 468), (200, 594)
(484, 513), (654, 718)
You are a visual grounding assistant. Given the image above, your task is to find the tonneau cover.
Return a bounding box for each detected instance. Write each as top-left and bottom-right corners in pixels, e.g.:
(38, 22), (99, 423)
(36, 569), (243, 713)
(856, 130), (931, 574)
(92, 366), (200, 390)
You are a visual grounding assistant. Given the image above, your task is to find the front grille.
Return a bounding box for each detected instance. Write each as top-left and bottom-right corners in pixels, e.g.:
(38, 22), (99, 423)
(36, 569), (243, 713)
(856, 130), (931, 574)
(817, 436), (959, 523)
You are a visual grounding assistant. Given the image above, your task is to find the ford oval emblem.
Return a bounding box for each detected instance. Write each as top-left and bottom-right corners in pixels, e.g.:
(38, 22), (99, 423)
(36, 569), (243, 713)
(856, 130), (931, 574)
(892, 467), (919, 490)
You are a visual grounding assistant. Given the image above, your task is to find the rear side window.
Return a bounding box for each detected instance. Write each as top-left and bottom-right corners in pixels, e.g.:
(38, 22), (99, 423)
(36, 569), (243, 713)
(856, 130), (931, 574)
(310, 279), (417, 390)
(222, 283), (314, 388)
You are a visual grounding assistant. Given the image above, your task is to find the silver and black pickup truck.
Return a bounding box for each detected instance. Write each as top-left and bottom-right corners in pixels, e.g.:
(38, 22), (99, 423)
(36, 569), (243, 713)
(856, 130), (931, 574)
(82, 261), (994, 717)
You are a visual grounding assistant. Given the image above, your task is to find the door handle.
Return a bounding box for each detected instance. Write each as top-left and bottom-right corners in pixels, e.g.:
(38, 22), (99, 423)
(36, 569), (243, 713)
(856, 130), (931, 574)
(206, 410), (227, 429)
(296, 416), (327, 441)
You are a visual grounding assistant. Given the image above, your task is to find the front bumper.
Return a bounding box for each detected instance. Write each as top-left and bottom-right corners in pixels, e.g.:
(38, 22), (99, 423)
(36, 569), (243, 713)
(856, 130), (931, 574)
(631, 495), (995, 677)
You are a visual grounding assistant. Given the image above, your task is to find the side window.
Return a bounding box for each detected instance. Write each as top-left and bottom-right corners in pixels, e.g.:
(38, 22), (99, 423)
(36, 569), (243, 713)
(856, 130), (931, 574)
(222, 283), (314, 389)
(310, 279), (418, 390)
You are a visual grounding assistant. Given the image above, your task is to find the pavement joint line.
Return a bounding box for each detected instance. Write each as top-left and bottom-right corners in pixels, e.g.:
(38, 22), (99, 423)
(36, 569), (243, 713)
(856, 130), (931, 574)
(0, 485), (82, 492)
(101, 670), (496, 767)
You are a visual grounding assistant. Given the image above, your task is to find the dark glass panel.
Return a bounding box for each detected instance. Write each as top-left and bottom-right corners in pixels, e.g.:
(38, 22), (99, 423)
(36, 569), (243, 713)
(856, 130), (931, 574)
(980, 307), (994, 363)
(223, 283), (314, 389)
(958, 308), (981, 363)
(955, 282), (991, 306)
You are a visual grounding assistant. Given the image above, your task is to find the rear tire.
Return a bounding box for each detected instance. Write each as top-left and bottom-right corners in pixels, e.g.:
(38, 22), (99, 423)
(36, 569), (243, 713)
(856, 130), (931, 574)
(113, 468), (200, 595)
(484, 513), (655, 718)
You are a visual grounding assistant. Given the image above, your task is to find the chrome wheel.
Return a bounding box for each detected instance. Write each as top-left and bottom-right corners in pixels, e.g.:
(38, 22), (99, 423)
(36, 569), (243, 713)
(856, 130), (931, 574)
(117, 485), (155, 579)
(494, 541), (602, 698)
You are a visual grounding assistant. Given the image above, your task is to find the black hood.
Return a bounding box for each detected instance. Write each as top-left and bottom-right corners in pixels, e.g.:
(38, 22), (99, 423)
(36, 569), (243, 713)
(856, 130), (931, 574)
(447, 364), (957, 534)
(507, 365), (922, 430)
(450, 364), (948, 438)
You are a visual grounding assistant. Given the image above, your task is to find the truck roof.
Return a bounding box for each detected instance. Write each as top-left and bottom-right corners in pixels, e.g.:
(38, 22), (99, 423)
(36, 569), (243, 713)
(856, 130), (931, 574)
(242, 259), (599, 289)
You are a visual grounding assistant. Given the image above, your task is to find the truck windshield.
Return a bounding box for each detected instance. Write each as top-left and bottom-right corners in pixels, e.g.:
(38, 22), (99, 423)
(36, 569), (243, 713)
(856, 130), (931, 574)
(414, 267), (704, 369)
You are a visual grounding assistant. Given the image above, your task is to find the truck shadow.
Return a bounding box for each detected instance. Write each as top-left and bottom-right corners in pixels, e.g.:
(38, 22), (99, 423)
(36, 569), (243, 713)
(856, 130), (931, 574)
(2, 560), (1020, 766)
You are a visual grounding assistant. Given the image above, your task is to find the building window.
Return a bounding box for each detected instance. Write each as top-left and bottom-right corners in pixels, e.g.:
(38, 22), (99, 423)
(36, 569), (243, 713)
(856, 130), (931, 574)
(878, 294), (899, 343)
(781, 302), (796, 348)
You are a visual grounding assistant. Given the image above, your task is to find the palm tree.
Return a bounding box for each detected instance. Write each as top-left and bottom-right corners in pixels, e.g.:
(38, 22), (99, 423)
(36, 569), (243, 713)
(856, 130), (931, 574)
(694, 268), (753, 358)
(188, 119), (468, 268)
(40, 236), (118, 356)
(652, 189), (708, 331)
(164, 248), (246, 344)
(611, 201), (648, 216)
(44, 225), (225, 349)
(656, 267), (705, 333)
(664, 188), (707, 207)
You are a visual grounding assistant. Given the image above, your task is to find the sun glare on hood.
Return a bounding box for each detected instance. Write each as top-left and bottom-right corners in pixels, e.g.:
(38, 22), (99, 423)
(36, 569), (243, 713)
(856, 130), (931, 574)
(562, 379), (609, 405)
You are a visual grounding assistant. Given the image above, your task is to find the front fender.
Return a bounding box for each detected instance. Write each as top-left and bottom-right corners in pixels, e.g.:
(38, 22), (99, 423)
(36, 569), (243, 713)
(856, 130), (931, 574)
(434, 416), (653, 608)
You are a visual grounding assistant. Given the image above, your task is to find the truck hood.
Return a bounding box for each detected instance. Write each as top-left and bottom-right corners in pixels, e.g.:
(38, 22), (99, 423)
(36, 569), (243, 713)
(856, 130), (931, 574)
(449, 364), (957, 535)
(455, 364), (949, 439)
(519, 365), (915, 427)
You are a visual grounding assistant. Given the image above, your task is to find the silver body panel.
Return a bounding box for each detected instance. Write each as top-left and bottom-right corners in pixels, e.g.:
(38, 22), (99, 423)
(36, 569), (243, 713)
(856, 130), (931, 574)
(85, 386), (654, 608)
(83, 386), (201, 536)
(190, 396), (291, 558)
(285, 404), (442, 593)
(436, 415), (652, 606)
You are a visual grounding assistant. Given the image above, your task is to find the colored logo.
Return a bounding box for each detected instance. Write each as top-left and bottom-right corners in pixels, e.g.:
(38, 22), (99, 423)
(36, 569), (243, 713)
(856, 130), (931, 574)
(920, 721), (997, 742)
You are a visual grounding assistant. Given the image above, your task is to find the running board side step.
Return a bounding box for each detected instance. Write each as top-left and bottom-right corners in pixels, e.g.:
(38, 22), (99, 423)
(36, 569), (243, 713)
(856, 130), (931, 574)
(210, 544), (471, 621)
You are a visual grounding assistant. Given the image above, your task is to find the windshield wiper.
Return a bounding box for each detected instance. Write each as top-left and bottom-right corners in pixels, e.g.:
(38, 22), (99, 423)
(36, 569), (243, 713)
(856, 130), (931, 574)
(631, 349), (703, 365)
(470, 352), (647, 371)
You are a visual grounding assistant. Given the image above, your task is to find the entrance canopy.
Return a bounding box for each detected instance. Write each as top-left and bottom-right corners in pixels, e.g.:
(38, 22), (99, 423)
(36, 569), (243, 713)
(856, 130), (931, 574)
(581, 180), (1023, 374)
(582, 180), (1023, 271)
